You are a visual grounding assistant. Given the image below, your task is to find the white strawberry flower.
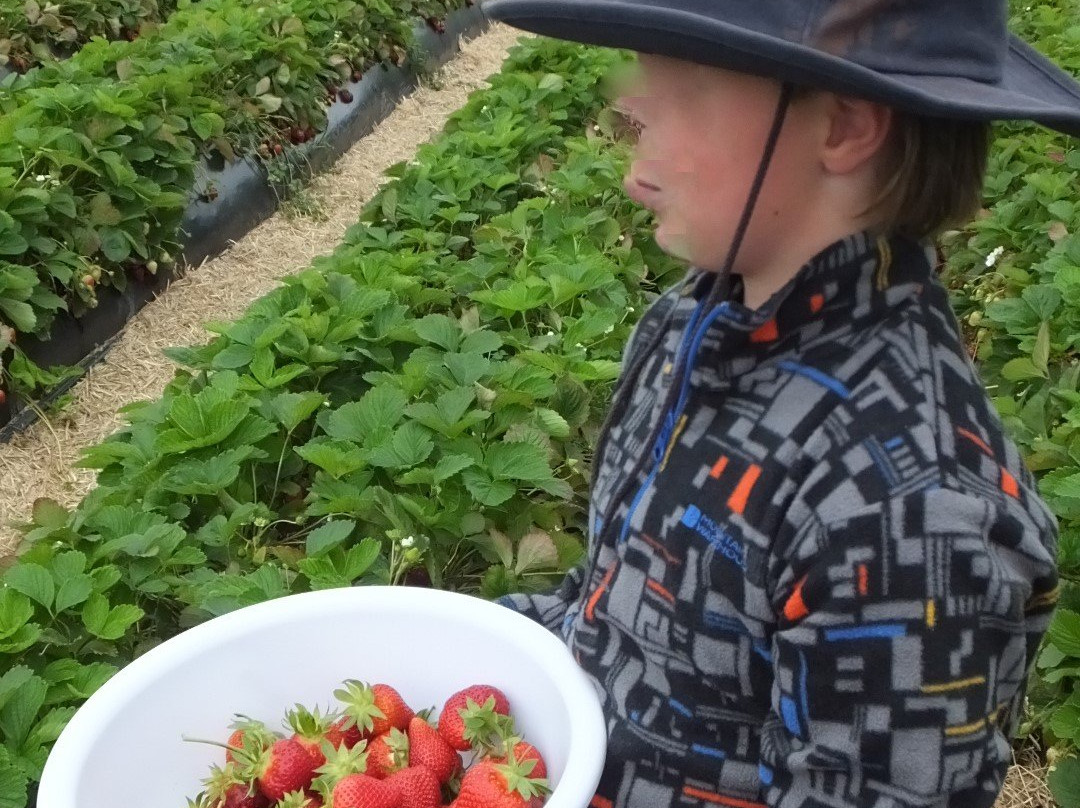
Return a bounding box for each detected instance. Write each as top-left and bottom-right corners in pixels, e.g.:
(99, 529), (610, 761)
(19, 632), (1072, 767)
(985, 246), (1005, 268)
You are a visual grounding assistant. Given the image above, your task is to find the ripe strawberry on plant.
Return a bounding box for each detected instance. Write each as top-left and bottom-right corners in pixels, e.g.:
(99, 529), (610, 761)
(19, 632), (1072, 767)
(326, 773), (399, 808)
(385, 765), (442, 808)
(407, 715), (460, 784)
(451, 757), (549, 808)
(335, 682), (414, 739)
(438, 686), (511, 752)
(365, 729), (409, 779)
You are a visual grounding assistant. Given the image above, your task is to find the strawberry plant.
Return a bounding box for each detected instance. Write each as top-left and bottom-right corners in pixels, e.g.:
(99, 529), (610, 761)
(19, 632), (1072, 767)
(0, 0), (466, 404)
(0, 0), (181, 73)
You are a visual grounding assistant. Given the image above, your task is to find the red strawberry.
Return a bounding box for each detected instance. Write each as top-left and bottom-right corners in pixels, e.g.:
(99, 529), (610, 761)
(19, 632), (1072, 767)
(203, 762), (268, 808)
(407, 716), (460, 784)
(385, 766), (441, 808)
(336, 682), (414, 739)
(438, 686), (511, 752)
(225, 717), (277, 765)
(276, 790), (322, 808)
(288, 704), (346, 768)
(221, 783), (270, 808)
(452, 759), (548, 808)
(365, 729), (410, 779)
(329, 773), (400, 808)
(325, 716), (363, 751)
(492, 741), (546, 780)
(247, 738), (320, 802)
(339, 89), (354, 104)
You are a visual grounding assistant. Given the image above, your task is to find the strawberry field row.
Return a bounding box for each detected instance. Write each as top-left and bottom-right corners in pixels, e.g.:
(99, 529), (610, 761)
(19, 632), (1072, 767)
(0, 0), (470, 421)
(0, 0), (182, 76)
(0, 35), (684, 806)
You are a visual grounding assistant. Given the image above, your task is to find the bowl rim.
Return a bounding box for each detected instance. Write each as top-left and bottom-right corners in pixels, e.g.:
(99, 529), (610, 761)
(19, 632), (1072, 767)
(38, 586), (607, 808)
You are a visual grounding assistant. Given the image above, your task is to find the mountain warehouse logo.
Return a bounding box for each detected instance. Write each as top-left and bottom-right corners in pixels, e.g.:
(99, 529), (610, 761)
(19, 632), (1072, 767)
(680, 504), (746, 570)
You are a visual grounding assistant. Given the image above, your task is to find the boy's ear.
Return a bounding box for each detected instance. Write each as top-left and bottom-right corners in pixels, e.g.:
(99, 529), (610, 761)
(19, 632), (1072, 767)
(819, 95), (894, 176)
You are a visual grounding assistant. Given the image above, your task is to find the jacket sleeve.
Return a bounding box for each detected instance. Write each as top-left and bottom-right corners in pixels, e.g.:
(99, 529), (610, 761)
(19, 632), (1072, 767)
(760, 486), (1058, 808)
(496, 563), (587, 635)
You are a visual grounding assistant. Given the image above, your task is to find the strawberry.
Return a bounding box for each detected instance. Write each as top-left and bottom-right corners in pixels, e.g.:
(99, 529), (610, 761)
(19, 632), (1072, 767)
(202, 763), (267, 808)
(335, 682), (414, 739)
(277, 790), (322, 808)
(328, 773), (399, 808)
(243, 738), (319, 802)
(226, 716), (278, 765)
(365, 729), (409, 779)
(0, 390), (6, 406)
(352, 69), (363, 82)
(452, 758), (548, 808)
(407, 716), (460, 784)
(339, 89), (354, 104)
(325, 716), (364, 751)
(438, 687), (511, 752)
(287, 704), (341, 768)
(385, 766), (441, 808)
(491, 741), (546, 780)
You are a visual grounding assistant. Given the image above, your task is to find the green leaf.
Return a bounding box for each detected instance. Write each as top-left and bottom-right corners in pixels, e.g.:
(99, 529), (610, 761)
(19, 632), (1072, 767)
(461, 468), (516, 506)
(0, 589), (33, 641)
(0, 747), (27, 808)
(298, 539), (381, 589)
(0, 674), (46, 747)
(1050, 756), (1080, 808)
(445, 352), (491, 386)
(0, 668), (34, 713)
(4, 563), (54, 611)
(1049, 610), (1080, 656)
(163, 451), (245, 495)
(413, 314), (461, 351)
(515, 529), (559, 574)
(271, 391), (326, 431)
(99, 227), (131, 262)
(258, 94), (283, 114)
(306, 520), (356, 557)
(295, 439), (368, 479)
(486, 441), (554, 483)
(1000, 356), (1045, 381)
(81, 593), (144, 640)
(535, 408), (571, 439)
(1033, 320), (1051, 374)
(367, 422), (435, 469)
(212, 344), (255, 370)
(434, 453), (475, 483)
(0, 299), (36, 332)
(323, 385), (407, 444)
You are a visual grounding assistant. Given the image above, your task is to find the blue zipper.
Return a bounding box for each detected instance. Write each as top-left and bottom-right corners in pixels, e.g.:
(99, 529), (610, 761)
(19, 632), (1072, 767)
(615, 298), (731, 546)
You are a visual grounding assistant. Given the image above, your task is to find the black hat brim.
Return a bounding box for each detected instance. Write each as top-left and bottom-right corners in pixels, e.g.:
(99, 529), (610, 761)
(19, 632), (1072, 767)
(482, 0), (1080, 137)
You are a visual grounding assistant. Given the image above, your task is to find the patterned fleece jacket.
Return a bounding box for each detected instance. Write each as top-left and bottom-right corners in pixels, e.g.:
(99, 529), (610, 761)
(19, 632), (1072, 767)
(497, 230), (1060, 808)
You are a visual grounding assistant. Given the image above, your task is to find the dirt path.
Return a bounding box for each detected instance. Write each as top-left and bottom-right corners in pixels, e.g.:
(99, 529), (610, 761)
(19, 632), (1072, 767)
(0, 22), (530, 558)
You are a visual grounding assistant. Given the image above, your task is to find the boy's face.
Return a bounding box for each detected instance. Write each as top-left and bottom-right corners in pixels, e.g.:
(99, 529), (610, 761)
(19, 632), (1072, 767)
(613, 54), (825, 278)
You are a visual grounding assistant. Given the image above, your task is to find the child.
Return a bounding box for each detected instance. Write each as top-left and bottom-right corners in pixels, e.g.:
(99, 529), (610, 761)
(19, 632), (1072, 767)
(481, 1), (1080, 806)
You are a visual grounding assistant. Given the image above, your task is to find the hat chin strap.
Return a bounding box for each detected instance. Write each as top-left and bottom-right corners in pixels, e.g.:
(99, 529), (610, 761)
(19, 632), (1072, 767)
(705, 81), (796, 307)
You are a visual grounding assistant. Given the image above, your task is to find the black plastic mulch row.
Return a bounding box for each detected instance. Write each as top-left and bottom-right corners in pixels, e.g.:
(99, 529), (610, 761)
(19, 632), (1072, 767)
(0, 5), (490, 441)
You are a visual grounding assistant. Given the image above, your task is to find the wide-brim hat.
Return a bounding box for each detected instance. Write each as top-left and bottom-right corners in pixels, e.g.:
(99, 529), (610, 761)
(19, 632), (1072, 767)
(480, 0), (1080, 137)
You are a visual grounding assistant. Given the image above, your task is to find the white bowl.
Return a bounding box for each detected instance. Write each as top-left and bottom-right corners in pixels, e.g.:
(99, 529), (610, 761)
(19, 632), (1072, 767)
(38, 586), (606, 808)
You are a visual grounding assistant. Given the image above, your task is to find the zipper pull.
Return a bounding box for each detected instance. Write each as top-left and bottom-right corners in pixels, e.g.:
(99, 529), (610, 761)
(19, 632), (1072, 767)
(652, 410), (676, 462)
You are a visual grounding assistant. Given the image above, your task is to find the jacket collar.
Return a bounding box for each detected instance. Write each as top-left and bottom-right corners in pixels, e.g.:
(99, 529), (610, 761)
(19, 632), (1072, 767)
(683, 229), (941, 389)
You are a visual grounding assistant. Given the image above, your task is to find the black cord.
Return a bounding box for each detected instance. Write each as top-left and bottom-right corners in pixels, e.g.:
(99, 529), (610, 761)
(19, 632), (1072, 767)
(590, 82), (797, 544)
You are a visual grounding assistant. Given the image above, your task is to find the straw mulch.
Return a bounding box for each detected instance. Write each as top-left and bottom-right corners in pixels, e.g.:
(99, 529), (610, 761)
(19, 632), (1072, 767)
(998, 746), (1056, 808)
(0, 22), (531, 559)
